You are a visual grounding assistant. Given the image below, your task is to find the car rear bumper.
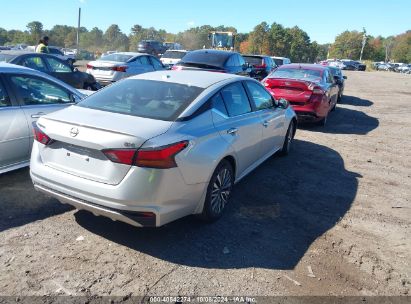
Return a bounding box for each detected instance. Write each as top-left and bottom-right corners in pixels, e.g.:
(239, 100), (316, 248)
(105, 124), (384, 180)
(34, 183), (156, 227)
(30, 144), (207, 227)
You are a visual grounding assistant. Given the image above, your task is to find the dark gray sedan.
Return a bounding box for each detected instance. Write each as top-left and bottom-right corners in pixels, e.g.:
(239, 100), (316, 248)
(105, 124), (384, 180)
(0, 51), (101, 90)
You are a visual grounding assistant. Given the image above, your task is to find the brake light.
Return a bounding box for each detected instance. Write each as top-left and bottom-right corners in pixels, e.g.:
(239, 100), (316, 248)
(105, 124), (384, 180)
(112, 66), (127, 72)
(102, 149), (136, 165)
(135, 141), (189, 169)
(102, 141), (189, 169)
(172, 65), (182, 71)
(86, 64), (93, 69)
(33, 126), (52, 145)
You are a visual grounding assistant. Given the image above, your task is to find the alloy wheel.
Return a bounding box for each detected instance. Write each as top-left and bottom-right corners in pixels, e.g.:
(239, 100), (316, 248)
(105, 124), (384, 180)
(210, 168), (232, 215)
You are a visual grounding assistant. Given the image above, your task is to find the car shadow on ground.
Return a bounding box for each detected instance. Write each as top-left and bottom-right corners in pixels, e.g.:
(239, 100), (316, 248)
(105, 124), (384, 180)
(0, 168), (73, 232)
(340, 95), (374, 107)
(75, 139), (361, 270)
(299, 101), (379, 135)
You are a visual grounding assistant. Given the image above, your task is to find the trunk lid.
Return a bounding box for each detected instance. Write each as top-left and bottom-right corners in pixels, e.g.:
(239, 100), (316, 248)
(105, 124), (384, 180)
(87, 60), (123, 76)
(264, 78), (317, 105)
(36, 106), (173, 185)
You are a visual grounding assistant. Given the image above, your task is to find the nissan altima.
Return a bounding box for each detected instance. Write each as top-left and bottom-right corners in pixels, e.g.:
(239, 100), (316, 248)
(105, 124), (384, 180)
(30, 71), (297, 227)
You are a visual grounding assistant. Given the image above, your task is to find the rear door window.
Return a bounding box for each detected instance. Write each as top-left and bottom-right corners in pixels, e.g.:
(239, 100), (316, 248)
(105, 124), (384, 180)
(44, 57), (72, 73)
(10, 75), (72, 105)
(20, 56), (48, 73)
(139, 56), (151, 65)
(220, 82), (252, 117)
(0, 80), (11, 107)
(149, 56), (164, 70)
(211, 93), (228, 116)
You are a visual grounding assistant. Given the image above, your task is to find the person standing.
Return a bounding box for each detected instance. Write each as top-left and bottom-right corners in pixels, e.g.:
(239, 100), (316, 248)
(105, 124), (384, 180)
(36, 36), (50, 53)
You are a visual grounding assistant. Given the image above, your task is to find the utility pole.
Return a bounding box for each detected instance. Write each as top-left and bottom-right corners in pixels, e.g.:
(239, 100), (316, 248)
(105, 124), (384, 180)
(76, 7), (81, 55)
(359, 28), (367, 61)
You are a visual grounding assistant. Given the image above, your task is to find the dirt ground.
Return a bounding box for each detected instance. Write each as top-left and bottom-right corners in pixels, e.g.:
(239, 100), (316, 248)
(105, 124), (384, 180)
(0, 71), (410, 299)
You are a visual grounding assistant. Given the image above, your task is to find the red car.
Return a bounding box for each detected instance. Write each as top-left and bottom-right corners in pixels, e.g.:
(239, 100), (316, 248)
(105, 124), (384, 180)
(262, 64), (339, 125)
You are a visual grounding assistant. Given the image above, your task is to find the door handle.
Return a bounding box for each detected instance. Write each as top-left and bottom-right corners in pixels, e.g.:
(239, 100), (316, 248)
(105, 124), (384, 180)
(263, 121), (269, 127)
(31, 112), (45, 118)
(227, 128), (238, 135)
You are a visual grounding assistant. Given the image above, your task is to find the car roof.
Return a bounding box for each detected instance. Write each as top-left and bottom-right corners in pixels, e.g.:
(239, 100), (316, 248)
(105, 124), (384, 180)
(189, 49), (237, 57)
(128, 70), (247, 88)
(271, 56), (290, 60)
(279, 63), (328, 71)
(243, 54), (269, 58)
(102, 52), (146, 56)
(0, 50), (32, 56)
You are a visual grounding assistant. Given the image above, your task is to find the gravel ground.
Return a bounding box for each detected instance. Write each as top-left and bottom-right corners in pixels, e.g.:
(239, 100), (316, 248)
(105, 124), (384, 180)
(0, 71), (410, 299)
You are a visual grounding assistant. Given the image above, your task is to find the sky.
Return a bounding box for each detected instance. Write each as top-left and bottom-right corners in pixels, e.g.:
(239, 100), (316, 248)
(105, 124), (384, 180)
(1, 0), (410, 44)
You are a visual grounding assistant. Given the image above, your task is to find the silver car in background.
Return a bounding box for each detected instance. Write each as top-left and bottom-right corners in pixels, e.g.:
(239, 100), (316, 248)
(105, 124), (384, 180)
(30, 71), (297, 227)
(86, 52), (165, 86)
(0, 63), (86, 174)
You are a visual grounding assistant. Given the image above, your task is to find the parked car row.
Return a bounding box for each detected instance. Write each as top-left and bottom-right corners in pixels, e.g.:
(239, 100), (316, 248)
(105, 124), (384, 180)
(321, 59), (366, 71)
(374, 62), (411, 73)
(1, 45), (349, 228)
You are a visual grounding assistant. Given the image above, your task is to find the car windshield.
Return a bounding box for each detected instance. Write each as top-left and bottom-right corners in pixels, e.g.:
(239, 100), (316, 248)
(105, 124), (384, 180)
(181, 51), (228, 67)
(270, 68), (322, 82)
(243, 56), (263, 66)
(162, 51), (186, 59)
(0, 54), (16, 62)
(77, 79), (204, 121)
(98, 54), (133, 62)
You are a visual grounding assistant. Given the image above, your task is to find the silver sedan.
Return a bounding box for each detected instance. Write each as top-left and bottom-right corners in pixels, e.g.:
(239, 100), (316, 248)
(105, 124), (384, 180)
(30, 71), (297, 227)
(0, 63), (86, 174)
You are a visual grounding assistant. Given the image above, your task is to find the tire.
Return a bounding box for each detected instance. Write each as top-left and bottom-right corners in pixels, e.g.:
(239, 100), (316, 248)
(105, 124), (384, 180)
(83, 83), (93, 90)
(199, 160), (234, 222)
(279, 120), (296, 156)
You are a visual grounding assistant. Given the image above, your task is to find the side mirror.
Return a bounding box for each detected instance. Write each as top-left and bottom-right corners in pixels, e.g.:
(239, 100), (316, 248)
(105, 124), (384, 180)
(274, 98), (289, 109)
(73, 67), (79, 72)
(343, 76), (347, 79)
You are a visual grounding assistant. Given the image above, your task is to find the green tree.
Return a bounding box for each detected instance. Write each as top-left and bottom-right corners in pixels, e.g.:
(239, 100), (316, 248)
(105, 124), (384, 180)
(330, 30), (363, 59)
(0, 27), (8, 45)
(26, 21), (43, 44)
(391, 31), (411, 62)
(287, 26), (311, 62)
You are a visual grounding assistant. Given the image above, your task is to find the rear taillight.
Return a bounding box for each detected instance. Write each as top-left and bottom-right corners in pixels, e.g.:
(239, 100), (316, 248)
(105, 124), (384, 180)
(86, 64), (93, 69)
(171, 65), (182, 71)
(136, 141), (189, 169)
(102, 149), (136, 165)
(102, 141), (189, 169)
(33, 126), (52, 145)
(112, 66), (127, 72)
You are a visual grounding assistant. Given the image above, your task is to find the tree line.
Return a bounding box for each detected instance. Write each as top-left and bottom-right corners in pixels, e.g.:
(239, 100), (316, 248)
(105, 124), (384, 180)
(0, 21), (409, 63)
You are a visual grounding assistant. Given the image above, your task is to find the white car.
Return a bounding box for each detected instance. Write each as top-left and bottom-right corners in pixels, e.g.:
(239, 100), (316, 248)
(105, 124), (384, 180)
(160, 50), (189, 68)
(86, 52), (165, 86)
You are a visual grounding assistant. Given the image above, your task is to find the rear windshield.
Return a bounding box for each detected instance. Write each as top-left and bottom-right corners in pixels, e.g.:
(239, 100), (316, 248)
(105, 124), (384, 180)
(273, 59), (283, 66)
(270, 68), (323, 82)
(77, 79), (204, 121)
(243, 56), (263, 66)
(98, 54), (133, 62)
(0, 54), (16, 62)
(181, 51), (228, 67)
(162, 51), (186, 59)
